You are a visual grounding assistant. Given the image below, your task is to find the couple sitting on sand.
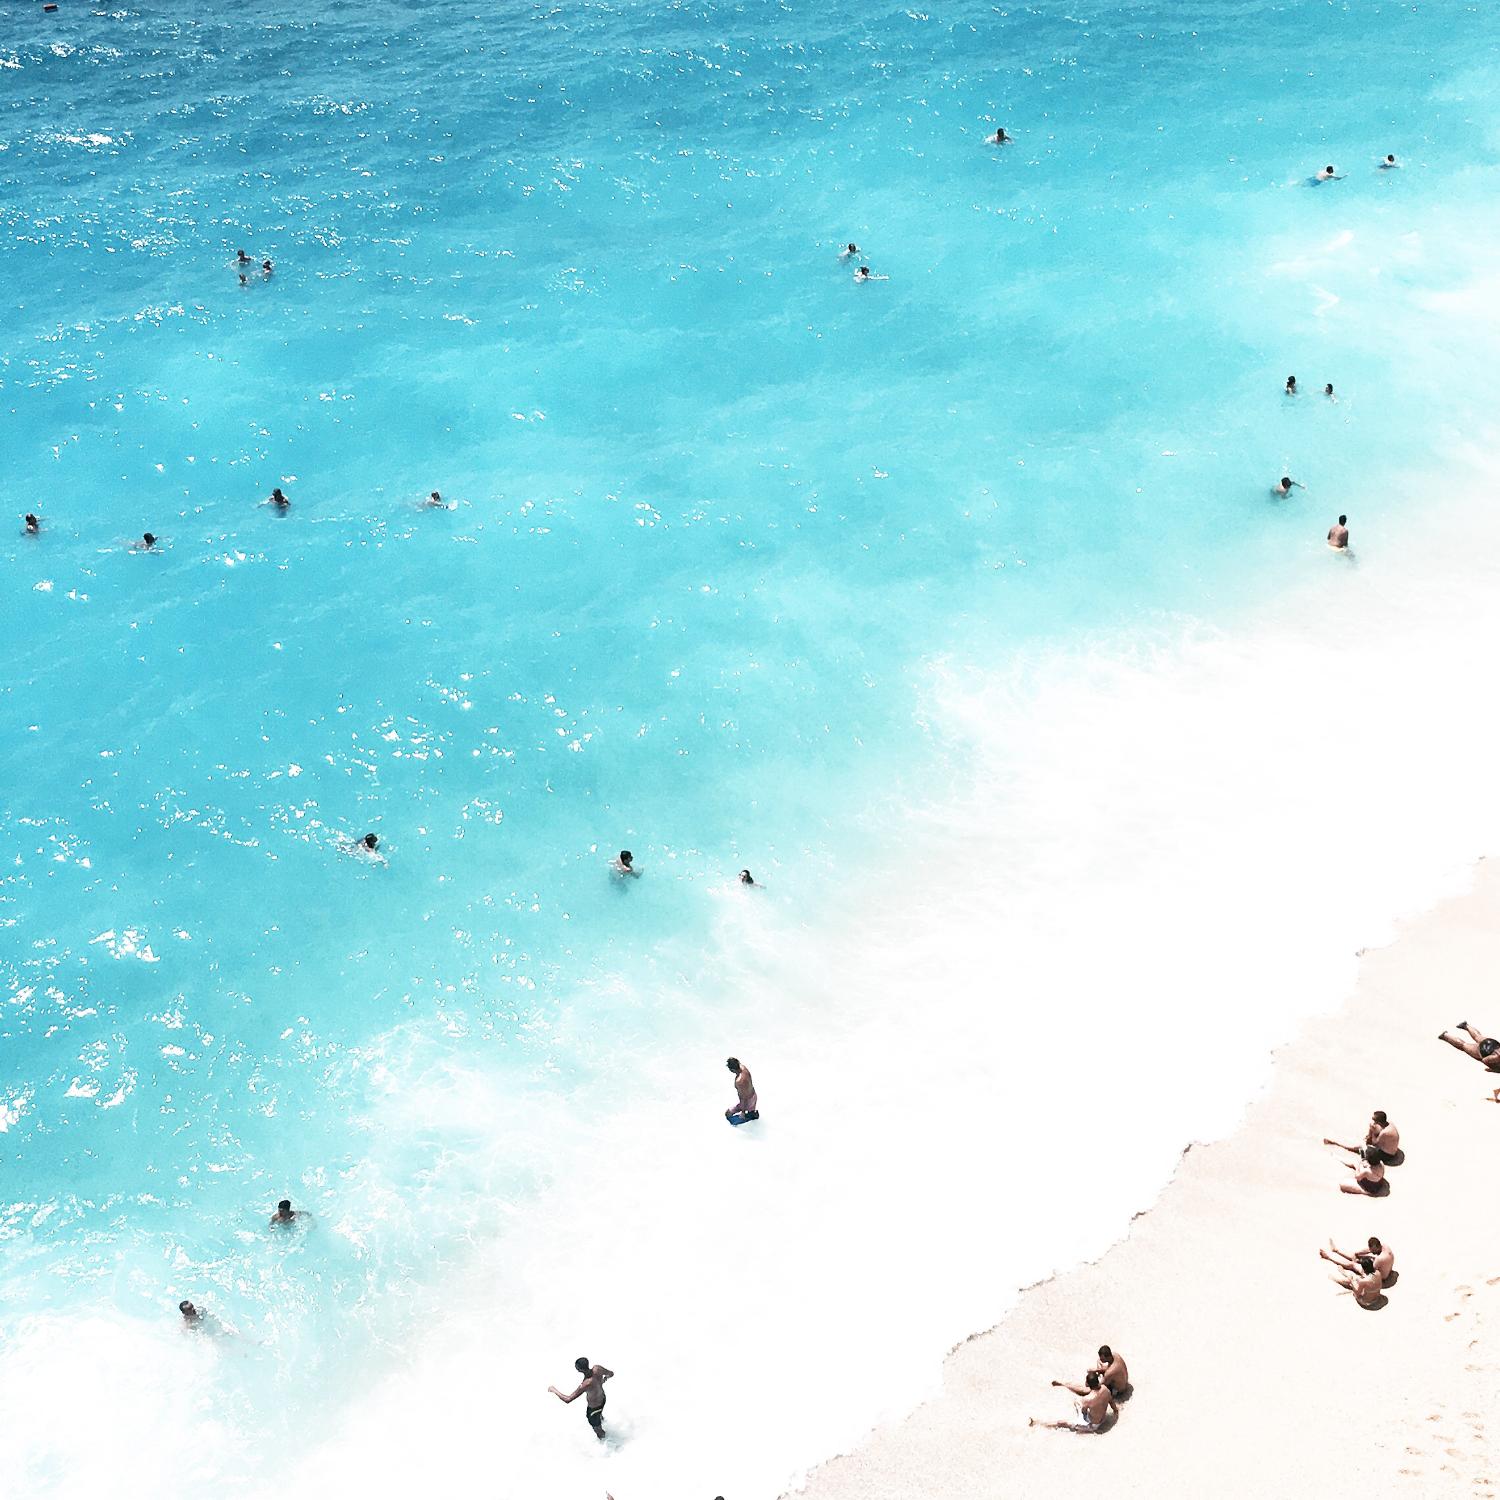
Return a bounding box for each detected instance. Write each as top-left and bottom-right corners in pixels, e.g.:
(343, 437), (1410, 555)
(1324, 1109), (1400, 1196)
(1321, 1235), (1396, 1309)
(1032, 1345), (1129, 1433)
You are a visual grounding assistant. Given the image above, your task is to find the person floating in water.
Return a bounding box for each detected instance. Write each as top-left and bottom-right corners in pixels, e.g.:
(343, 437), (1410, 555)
(738, 869), (755, 886)
(549, 1357), (613, 1441)
(840, 242), (860, 260)
(179, 1300), (204, 1327)
(267, 487), (289, 511)
(1327, 514), (1349, 549)
(854, 266), (888, 282)
(262, 259), (274, 274)
(237, 249), (253, 265)
(238, 273), (248, 286)
(725, 1056), (758, 1123)
(270, 1198), (309, 1227)
(1274, 476), (1303, 497)
(350, 832), (381, 856)
(24, 513), (40, 534)
(992, 126), (1010, 144)
(1324, 383), (1335, 398)
(612, 849), (639, 877)
(133, 532), (159, 550)
(1315, 164), (1340, 181)
(1379, 153), (1399, 169)
(1285, 375), (1297, 395)
(426, 490), (446, 507)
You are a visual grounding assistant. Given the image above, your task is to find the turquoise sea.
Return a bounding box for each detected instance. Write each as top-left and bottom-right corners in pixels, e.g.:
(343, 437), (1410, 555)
(5, 2), (1500, 1495)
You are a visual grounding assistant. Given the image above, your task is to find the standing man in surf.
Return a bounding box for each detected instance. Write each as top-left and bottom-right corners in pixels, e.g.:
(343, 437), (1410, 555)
(549, 1356), (614, 1440)
(725, 1057), (759, 1123)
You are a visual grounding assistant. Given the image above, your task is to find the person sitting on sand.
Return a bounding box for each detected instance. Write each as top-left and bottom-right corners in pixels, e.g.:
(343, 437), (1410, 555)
(24, 513), (40, 534)
(726, 1057), (759, 1122)
(1095, 1345), (1129, 1396)
(549, 1357), (613, 1441)
(1327, 514), (1349, 549)
(1438, 1021), (1500, 1098)
(1323, 1235), (1394, 1286)
(1033, 1370), (1117, 1432)
(1328, 1254), (1384, 1308)
(1275, 475), (1303, 497)
(1334, 1144), (1386, 1195)
(1364, 1110), (1400, 1162)
(611, 849), (639, 878)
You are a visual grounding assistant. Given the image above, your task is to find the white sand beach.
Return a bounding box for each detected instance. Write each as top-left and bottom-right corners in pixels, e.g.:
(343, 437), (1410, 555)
(790, 861), (1500, 1500)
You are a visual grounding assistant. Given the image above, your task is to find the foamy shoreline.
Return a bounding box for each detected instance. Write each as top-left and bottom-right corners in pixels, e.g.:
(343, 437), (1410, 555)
(787, 860), (1500, 1500)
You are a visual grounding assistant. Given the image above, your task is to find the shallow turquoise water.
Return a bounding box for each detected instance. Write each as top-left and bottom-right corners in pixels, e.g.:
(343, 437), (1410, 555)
(4, 1), (1500, 1495)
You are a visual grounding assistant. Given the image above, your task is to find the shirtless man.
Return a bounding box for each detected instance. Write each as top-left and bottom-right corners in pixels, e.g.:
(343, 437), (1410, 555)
(1095, 1345), (1129, 1396)
(270, 1198), (309, 1227)
(1364, 1111), (1400, 1163)
(1439, 1022), (1500, 1099)
(1334, 1144), (1386, 1195)
(549, 1356), (614, 1440)
(24, 513), (40, 534)
(725, 1056), (758, 1122)
(840, 242), (860, 260)
(611, 850), (640, 877)
(1329, 1254), (1384, 1308)
(266, 487), (290, 511)
(992, 127), (1011, 144)
(1275, 475), (1303, 497)
(1032, 1370), (1116, 1432)
(1327, 514), (1349, 549)
(1285, 375), (1297, 395)
(134, 532), (159, 550)
(1315, 164), (1341, 181)
(1323, 1235), (1394, 1286)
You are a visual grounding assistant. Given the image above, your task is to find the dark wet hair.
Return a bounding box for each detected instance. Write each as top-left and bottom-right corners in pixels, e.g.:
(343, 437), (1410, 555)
(179, 1300), (195, 1315)
(726, 1057), (741, 1072)
(1362, 1146), (1382, 1165)
(739, 869), (753, 884)
(25, 513), (38, 529)
(1325, 165), (1334, 173)
(278, 1199), (292, 1213)
(1386, 154), (1395, 162)
(858, 266), (870, 275)
(1085, 1371), (1101, 1389)
(1286, 376), (1296, 387)
(1358, 1255), (1375, 1274)
(1098, 1345), (1112, 1361)
(575, 1356), (591, 1374)
(1324, 383), (1334, 394)
(847, 242), (857, 252)
(363, 833), (378, 849)
(1372, 1111), (1387, 1125)
(1338, 515), (1347, 526)
(1367, 1237), (1382, 1252)
(143, 532), (157, 545)
(431, 491), (441, 500)
(1280, 477), (1292, 488)
(1480, 1037), (1499, 1058)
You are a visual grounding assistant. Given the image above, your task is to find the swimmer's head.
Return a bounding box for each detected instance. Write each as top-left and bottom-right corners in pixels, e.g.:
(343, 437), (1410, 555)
(362, 833), (378, 850)
(1085, 1371), (1101, 1390)
(431, 490), (441, 501)
(24, 513), (39, 531)
(179, 1300), (197, 1318)
(142, 532), (157, 547)
(618, 850), (632, 866)
(1324, 383), (1334, 395)
(739, 869), (753, 884)
(237, 249), (249, 261)
(858, 266), (870, 276)
(1338, 514), (1347, 526)
(1279, 478), (1292, 491)
(575, 1356), (591, 1375)
(726, 1057), (741, 1073)
(262, 260), (273, 271)
(1286, 376), (1296, 389)
(1385, 154), (1395, 164)
(239, 274), (247, 284)
(277, 1199), (293, 1215)
(847, 243), (857, 253)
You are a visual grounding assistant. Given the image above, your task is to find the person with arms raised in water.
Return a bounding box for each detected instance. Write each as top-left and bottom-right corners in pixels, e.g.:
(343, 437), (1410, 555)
(549, 1356), (613, 1440)
(1032, 1369), (1117, 1432)
(1322, 1235), (1395, 1286)
(1327, 514), (1349, 549)
(725, 1056), (758, 1123)
(1439, 1021), (1500, 1099)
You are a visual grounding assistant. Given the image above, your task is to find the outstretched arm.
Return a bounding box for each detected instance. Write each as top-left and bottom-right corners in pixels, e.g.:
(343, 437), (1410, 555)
(549, 1382), (586, 1404)
(1050, 1380), (1090, 1397)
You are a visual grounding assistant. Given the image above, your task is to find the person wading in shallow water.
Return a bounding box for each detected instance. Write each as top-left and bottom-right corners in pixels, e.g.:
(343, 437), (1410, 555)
(549, 1357), (613, 1440)
(725, 1057), (758, 1123)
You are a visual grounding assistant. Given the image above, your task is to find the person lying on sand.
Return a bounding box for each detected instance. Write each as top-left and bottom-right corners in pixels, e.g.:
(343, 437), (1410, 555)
(1332, 1144), (1387, 1195)
(1438, 1023), (1500, 1099)
(1032, 1370), (1117, 1432)
(1328, 1255), (1384, 1308)
(1323, 1236), (1394, 1286)
(1094, 1345), (1129, 1396)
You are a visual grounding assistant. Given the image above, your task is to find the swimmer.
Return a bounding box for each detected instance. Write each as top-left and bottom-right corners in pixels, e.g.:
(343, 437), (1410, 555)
(1327, 514), (1349, 549)
(133, 532), (159, 550)
(549, 1357), (613, 1441)
(1324, 383), (1335, 398)
(425, 490), (447, 508)
(611, 849), (640, 877)
(738, 869), (755, 886)
(992, 127), (1011, 144)
(24, 513), (40, 534)
(179, 1300), (203, 1327)
(1286, 375), (1297, 395)
(270, 1198), (308, 1227)
(1379, 154), (1399, 169)
(1274, 476), (1303, 497)
(840, 242), (860, 260)
(357, 833), (379, 853)
(266, 487), (289, 510)
(725, 1056), (758, 1122)
(238, 273), (248, 286)
(237, 249), (252, 265)
(262, 259), (274, 274)
(854, 266), (887, 282)
(1315, 164), (1340, 181)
